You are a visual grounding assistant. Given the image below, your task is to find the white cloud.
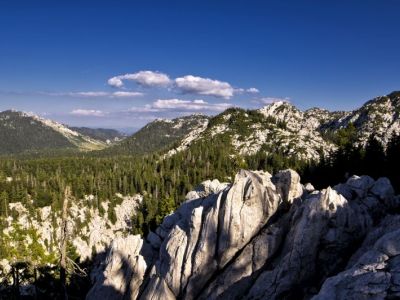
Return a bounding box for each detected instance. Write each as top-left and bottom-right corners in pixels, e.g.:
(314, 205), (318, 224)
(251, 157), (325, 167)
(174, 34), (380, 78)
(71, 91), (109, 97)
(128, 106), (160, 113)
(247, 87), (259, 93)
(107, 70), (260, 100)
(70, 109), (105, 117)
(107, 77), (124, 88)
(108, 71), (172, 88)
(130, 99), (232, 113)
(174, 75), (235, 99)
(112, 91), (144, 97)
(43, 91), (110, 97)
(44, 91), (144, 98)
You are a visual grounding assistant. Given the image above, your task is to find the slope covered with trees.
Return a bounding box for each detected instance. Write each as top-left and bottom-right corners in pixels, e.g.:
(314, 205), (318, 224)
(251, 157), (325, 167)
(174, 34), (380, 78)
(69, 127), (126, 144)
(0, 111), (75, 154)
(1, 92), (400, 298)
(103, 115), (209, 155)
(0, 110), (108, 155)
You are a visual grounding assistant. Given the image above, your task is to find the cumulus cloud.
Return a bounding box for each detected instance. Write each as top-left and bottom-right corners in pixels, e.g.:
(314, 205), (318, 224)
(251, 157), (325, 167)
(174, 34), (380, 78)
(108, 71), (172, 88)
(107, 77), (124, 88)
(129, 99), (232, 113)
(174, 75), (235, 99)
(70, 109), (105, 117)
(247, 87), (259, 93)
(108, 70), (259, 99)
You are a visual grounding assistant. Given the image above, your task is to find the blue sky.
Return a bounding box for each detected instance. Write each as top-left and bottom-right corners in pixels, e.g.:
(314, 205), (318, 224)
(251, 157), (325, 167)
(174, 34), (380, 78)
(0, 1), (399, 130)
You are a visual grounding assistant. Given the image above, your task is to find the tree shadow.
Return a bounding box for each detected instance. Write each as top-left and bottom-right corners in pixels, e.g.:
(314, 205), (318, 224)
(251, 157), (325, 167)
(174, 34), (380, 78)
(0, 247), (125, 300)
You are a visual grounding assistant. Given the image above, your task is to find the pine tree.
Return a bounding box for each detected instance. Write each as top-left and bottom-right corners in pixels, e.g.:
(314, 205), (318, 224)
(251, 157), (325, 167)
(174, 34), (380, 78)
(0, 191), (8, 217)
(363, 135), (385, 178)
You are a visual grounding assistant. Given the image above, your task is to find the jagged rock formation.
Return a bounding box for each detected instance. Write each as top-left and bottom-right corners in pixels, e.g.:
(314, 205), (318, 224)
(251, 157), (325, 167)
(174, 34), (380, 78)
(322, 91), (400, 146)
(87, 169), (400, 299)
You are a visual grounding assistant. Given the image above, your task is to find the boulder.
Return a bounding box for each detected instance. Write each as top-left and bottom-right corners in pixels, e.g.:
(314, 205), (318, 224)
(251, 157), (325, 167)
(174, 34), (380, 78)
(185, 179), (228, 201)
(313, 216), (400, 300)
(371, 177), (395, 202)
(346, 175), (375, 198)
(272, 169), (303, 204)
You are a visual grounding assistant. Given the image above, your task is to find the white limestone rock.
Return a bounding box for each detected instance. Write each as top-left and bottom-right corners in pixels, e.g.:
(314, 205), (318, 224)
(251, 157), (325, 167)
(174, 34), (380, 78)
(86, 169), (400, 300)
(313, 216), (400, 300)
(185, 179), (228, 201)
(86, 235), (154, 300)
(272, 169), (303, 204)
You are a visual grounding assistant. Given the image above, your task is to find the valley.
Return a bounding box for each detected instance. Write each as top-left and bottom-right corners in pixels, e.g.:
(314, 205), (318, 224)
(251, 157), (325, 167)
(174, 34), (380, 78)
(0, 92), (400, 298)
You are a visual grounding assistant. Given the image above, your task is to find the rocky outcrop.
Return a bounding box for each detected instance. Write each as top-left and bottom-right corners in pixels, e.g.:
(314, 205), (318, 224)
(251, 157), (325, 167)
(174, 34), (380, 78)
(314, 215), (400, 299)
(87, 169), (400, 300)
(86, 235), (154, 300)
(160, 92), (400, 163)
(1, 194), (142, 274)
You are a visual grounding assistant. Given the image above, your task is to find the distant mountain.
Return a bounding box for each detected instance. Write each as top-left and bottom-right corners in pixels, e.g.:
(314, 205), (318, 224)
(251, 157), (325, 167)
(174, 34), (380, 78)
(163, 103), (336, 161)
(70, 127), (126, 144)
(162, 91), (400, 161)
(104, 114), (210, 155)
(0, 110), (107, 155)
(2, 91), (400, 158)
(320, 91), (400, 145)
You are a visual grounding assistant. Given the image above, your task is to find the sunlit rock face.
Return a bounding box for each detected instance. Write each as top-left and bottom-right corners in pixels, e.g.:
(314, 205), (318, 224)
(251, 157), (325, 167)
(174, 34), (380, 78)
(1, 194), (142, 273)
(87, 169), (400, 300)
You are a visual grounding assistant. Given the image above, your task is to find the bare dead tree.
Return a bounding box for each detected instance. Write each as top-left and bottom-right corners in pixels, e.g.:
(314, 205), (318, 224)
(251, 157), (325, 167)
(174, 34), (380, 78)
(60, 186), (71, 300)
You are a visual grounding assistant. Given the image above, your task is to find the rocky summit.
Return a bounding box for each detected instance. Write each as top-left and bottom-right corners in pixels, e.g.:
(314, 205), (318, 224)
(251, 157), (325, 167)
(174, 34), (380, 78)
(87, 169), (400, 300)
(161, 91), (400, 162)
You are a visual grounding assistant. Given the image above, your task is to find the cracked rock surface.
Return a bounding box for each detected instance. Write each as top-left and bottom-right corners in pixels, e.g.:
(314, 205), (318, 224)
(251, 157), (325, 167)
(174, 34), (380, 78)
(87, 169), (400, 300)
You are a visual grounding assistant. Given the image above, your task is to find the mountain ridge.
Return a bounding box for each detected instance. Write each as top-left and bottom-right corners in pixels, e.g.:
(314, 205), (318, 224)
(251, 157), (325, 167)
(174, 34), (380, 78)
(0, 110), (110, 154)
(1, 91), (400, 159)
(162, 91), (400, 161)
(103, 114), (210, 155)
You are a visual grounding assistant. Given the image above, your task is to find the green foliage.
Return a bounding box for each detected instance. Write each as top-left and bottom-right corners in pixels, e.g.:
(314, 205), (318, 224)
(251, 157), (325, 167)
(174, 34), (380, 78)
(0, 223), (54, 265)
(103, 115), (209, 155)
(156, 196), (176, 225)
(304, 133), (400, 194)
(0, 191), (8, 217)
(35, 190), (54, 208)
(321, 123), (358, 147)
(70, 127), (125, 143)
(0, 110), (76, 155)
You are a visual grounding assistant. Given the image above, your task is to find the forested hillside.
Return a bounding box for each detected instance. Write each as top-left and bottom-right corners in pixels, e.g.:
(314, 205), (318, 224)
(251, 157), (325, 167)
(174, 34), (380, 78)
(0, 110), (107, 155)
(103, 115), (209, 155)
(0, 111), (75, 154)
(1, 92), (400, 298)
(69, 127), (126, 144)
